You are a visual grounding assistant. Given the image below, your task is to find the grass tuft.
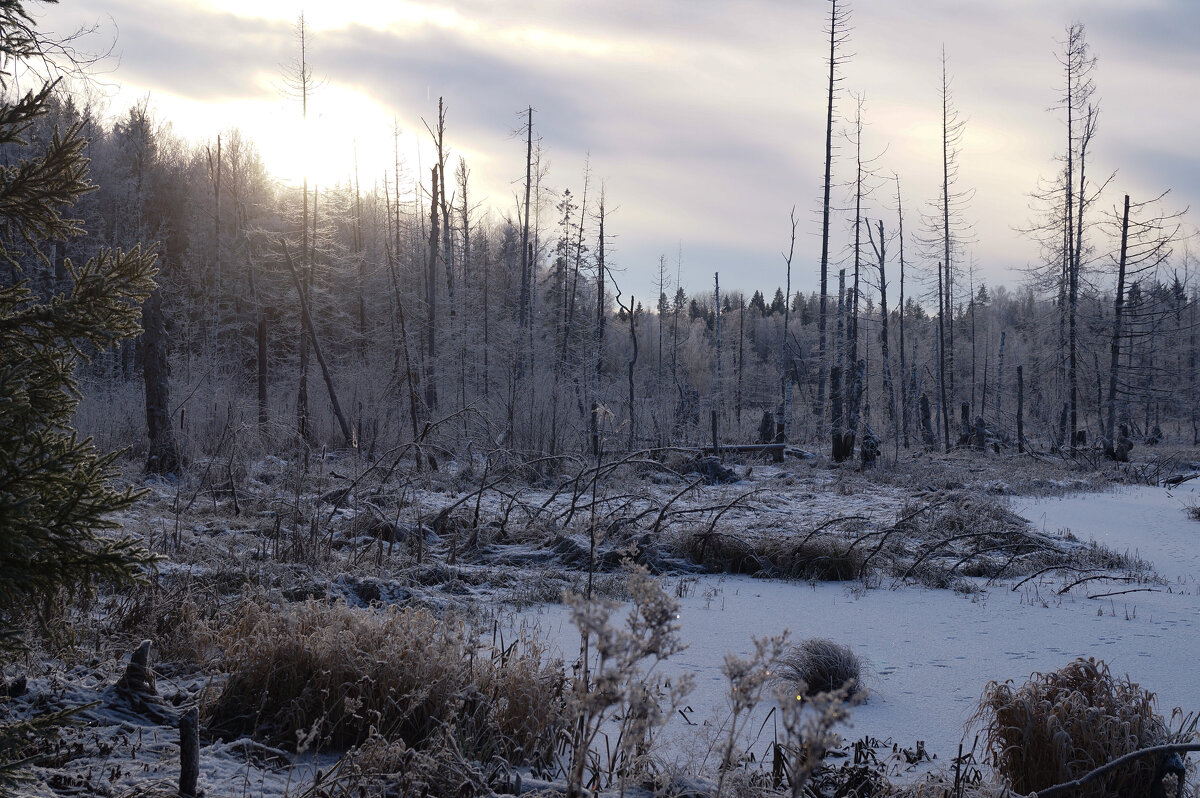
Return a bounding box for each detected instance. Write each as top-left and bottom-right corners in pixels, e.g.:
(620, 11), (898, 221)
(776, 637), (864, 698)
(972, 657), (1168, 798)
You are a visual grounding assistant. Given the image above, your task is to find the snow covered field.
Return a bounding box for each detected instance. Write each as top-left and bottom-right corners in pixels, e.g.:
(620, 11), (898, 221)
(514, 482), (1200, 779)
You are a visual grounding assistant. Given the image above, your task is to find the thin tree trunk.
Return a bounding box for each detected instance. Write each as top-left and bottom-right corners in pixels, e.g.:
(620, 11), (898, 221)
(590, 192), (607, 463)
(714, 271), (722, 440)
(896, 176), (909, 449)
(832, 269), (847, 461)
(1105, 195), (1130, 453)
(869, 219), (898, 459)
(283, 241), (354, 446)
(298, 177), (311, 441)
(817, 0), (846, 420)
(626, 296), (638, 451)
(996, 330), (1006, 430)
(938, 261), (950, 451)
(142, 287), (181, 474)
(425, 165), (439, 411)
(518, 106), (533, 331)
(1017, 364), (1025, 453)
(781, 209), (798, 441)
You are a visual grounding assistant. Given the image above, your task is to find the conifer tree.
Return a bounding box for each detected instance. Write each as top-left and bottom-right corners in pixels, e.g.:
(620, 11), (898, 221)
(0, 1), (158, 657)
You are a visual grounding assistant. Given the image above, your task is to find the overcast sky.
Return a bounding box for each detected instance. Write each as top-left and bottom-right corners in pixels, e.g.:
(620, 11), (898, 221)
(34, 0), (1200, 303)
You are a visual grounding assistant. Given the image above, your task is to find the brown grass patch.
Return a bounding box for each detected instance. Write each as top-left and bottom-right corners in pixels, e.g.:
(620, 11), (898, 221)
(972, 657), (1167, 797)
(204, 598), (564, 765)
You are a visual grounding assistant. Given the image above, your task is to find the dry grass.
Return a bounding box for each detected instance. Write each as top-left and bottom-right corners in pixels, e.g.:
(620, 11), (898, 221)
(677, 529), (867, 582)
(775, 638), (864, 698)
(204, 597), (565, 766)
(972, 657), (1168, 798)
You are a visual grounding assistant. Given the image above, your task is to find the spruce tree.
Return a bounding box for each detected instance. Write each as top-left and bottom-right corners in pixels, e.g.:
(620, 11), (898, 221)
(1, 1), (158, 656)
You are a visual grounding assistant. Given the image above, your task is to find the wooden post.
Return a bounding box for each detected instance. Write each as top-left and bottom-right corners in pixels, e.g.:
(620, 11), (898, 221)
(1017, 365), (1025, 453)
(179, 707), (200, 798)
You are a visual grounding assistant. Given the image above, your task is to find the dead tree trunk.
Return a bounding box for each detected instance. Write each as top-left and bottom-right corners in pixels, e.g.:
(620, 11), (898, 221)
(624, 295), (638, 451)
(283, 241), (354, 446)
(920, 392), (935, 449)
(937, 260), (950, 451)
(425, 165), (439, 411)
(817, 0), (849, 420)
(781, 208), (798, 441)
(142, 287), (181, 475)
(297, 181), (311, 442)
(518, 106), (533, 331)
(590, 191), (607, 463)
(714, 271), (722, 443)
(1105, 194), (1130, 456)
(1017, 364), (1025, 453)
(895, 176), (910, 450)
(995, 329), (1006, 430)
(869, 219), (898, 459)
(831, 269), (849, 461)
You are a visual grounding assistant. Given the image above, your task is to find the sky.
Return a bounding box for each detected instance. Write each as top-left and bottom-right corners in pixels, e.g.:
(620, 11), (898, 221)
(32, 0), (1200, 303)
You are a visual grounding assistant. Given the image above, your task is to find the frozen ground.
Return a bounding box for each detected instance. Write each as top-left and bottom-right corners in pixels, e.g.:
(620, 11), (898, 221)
(10, 454), (1200, 796)
(514, 482), (1200, 781)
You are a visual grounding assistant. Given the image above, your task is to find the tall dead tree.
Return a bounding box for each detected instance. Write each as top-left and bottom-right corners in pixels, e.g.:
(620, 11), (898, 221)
(205, 135), (221, 352)
(781, 208), (798, 441)
(895, 175), (910, 449)
(1060, 25), (1098, 447)
(868, 219), (898, 458)
(590, 188), (608, 463)
(1104, 193), (1183, 455)
(843, 97), (869, 461)
(281, 13), (320, 443)
(832, 269), (849, 461)
(518, 106), (534, 332)
(425, 164), (439, 411)
(619, 293), (639, 451)
(713, 271), (722, 450)
(816, 0), (851, 420)
(927, 48), (972, 450)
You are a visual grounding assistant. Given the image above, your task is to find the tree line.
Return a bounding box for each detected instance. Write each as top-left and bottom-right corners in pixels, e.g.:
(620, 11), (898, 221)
(2, 13), (1195, 477)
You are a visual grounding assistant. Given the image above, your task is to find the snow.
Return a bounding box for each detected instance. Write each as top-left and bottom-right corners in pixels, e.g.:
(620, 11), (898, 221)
(515, 483), (1200, 780)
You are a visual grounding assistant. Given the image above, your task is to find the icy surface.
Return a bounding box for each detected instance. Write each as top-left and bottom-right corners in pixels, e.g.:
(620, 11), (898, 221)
(517, 483), (1200, 777)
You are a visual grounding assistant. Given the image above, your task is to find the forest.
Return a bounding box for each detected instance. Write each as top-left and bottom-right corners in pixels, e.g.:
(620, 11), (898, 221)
(3, 1), (1200, 797)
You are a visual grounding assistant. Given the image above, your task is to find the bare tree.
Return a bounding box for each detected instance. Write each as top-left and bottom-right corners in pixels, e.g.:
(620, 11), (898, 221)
(1104, 193), (1184, 456)
(816, 0), (852, 421)
(867, 218), (898, 458)
(280, 12), (322, 442)
(894, 175), (910, 449)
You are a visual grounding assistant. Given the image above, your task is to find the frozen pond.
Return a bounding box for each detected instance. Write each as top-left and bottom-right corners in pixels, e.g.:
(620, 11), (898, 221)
(514, 483), (1200, 777)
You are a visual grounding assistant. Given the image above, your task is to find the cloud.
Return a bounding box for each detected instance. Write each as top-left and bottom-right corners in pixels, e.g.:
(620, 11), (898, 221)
(30, 0), (1200, 300)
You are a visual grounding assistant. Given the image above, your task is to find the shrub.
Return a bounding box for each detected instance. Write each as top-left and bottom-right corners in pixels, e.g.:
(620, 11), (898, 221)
(973, 657), (1167, 798)
(205, 598), (564, 766)
(776, 638), (863, 698)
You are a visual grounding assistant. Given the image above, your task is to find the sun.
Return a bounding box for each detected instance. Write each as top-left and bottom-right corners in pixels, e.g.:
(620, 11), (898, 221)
(251, 83), (410, 190)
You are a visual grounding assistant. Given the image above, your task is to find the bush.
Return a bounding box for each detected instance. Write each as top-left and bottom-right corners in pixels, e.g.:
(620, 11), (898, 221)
(973, 657), (1167, 798)
(776, 638), (863, 698)
(205, 598), (564, 766)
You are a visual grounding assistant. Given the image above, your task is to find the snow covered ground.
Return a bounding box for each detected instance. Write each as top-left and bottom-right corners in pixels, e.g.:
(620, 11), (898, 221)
(514, 482), (1200, 780)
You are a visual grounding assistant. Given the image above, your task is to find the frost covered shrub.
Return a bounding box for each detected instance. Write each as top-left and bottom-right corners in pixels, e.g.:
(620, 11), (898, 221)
(564, 564), (692, 796)
(205, 598), (564, 763)
(776, 638), (863, 698)
(973, 657), (1167, 798)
